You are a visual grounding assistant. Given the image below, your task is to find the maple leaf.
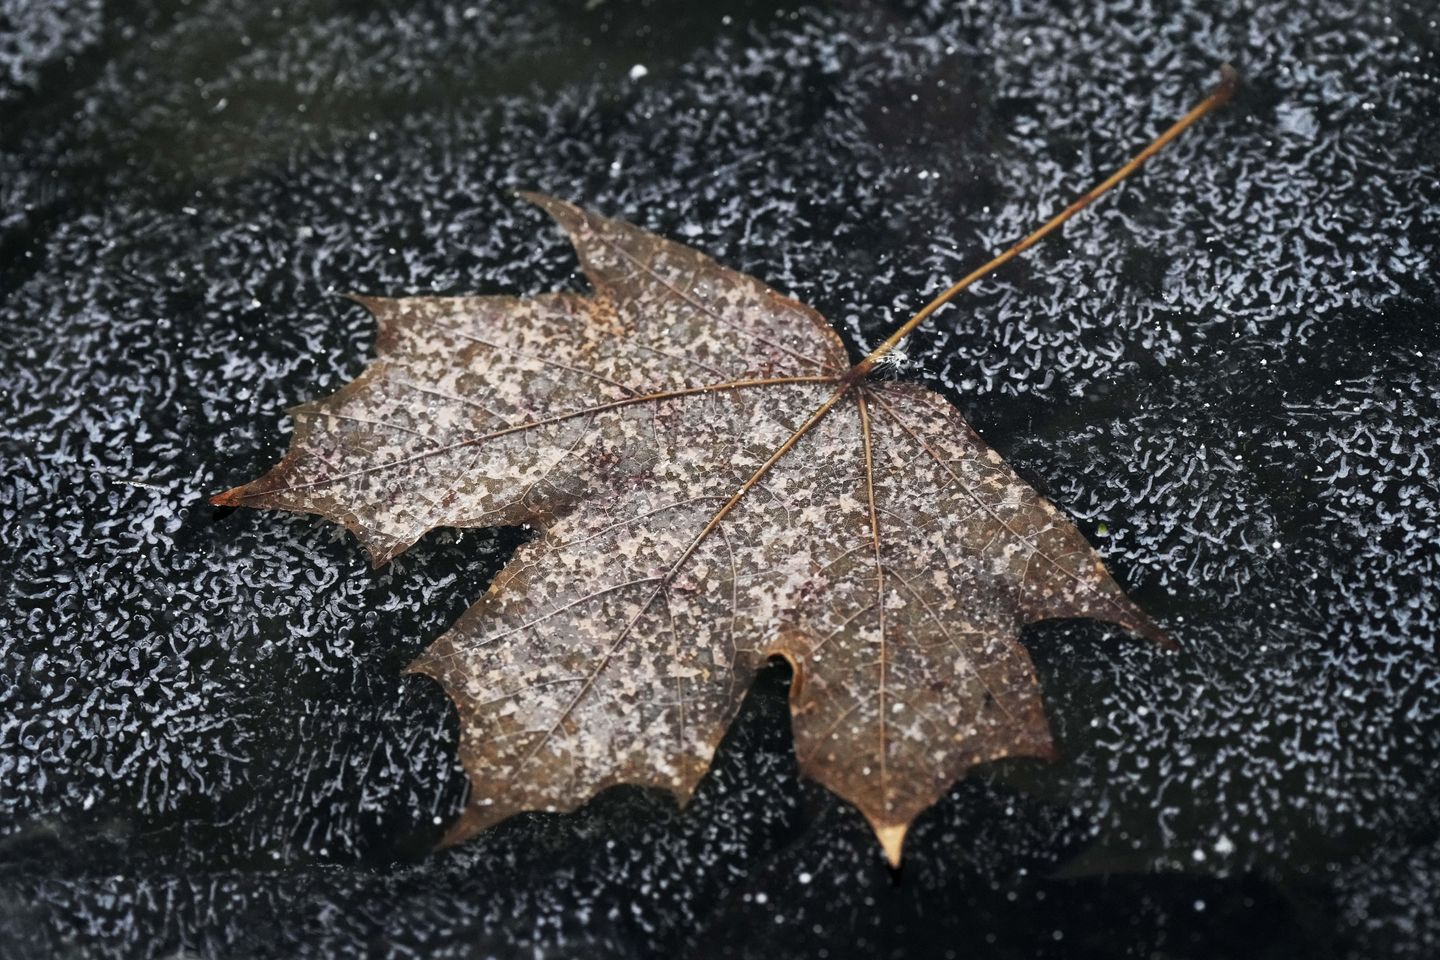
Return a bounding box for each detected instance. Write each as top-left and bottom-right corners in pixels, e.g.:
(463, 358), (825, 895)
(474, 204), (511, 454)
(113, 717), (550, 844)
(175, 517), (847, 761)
(215, 71), (1236, 865)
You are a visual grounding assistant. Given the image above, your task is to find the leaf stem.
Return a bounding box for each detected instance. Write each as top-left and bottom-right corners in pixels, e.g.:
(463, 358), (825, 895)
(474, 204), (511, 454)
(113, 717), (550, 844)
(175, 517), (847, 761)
(850, 65), (1240, 380)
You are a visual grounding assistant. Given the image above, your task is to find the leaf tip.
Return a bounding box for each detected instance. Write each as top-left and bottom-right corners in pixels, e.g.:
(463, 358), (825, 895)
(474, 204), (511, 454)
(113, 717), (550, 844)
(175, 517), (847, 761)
(1130, 612), (1179, 652)
(515, 189), (562, 212)
(873, 822), (908, 869)
(338, 292), (384, 314)
(515, 192), (587, 232)
(209, 486), (245, 507)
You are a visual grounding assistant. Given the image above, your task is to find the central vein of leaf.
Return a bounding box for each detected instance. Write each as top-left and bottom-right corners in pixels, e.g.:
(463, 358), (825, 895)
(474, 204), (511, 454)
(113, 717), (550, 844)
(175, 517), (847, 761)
(651, 65), (1239, 685)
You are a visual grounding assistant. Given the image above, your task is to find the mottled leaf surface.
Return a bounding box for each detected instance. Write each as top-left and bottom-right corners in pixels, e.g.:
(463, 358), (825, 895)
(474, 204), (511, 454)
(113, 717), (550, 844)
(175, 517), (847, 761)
(216, 194), (1164, 863)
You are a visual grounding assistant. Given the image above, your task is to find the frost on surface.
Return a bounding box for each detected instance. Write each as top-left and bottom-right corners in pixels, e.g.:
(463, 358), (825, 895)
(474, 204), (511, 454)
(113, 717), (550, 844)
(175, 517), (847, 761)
(0, 0), (101, 102)
(3, 0), (1439, 954)
(218, 196), (1162, 862)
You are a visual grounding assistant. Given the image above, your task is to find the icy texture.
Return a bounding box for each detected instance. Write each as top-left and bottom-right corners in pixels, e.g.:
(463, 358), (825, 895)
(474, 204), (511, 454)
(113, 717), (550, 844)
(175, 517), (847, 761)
(0, 0), (101, 103)
(1, 0), (1437, 957)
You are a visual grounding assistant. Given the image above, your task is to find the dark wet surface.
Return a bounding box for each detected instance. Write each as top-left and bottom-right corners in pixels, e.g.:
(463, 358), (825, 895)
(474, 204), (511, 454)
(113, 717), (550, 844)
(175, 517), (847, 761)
(2, 0), (1437, 957)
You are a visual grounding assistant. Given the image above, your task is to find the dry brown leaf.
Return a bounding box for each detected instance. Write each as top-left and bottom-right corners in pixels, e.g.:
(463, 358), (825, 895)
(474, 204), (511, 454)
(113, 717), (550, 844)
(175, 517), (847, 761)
(214, 69), (1237, 865)
(215, 193), (1167, 865)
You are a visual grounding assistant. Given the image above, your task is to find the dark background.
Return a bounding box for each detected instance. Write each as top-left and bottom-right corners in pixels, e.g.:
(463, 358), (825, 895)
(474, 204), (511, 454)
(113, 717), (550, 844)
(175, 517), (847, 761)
(2, 0), (1438, 957)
